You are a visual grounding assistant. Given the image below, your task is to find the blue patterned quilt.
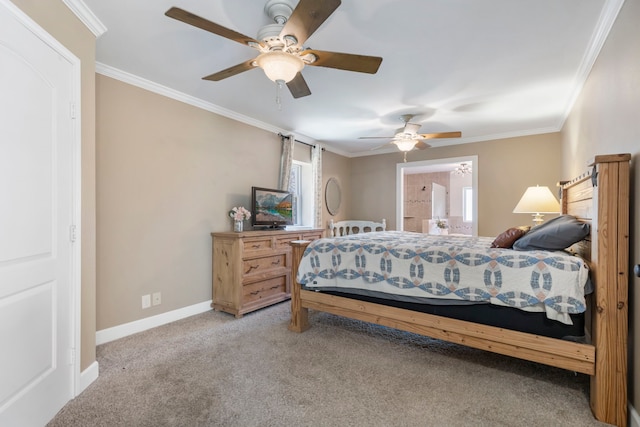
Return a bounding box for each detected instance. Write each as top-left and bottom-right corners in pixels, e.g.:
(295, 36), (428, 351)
(297, 231), (590, 325)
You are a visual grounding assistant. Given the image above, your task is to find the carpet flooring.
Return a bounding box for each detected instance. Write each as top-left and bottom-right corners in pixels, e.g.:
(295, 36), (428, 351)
(48, 302), (609, 426)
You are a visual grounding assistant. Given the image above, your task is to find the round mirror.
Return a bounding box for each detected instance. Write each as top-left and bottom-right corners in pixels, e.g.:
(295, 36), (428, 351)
(325, 178), (341, 216)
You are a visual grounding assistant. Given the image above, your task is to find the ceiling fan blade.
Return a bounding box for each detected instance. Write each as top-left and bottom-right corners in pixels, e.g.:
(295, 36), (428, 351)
(414, 141), (432, 150)
(369, 142), (393, 151)
(305, 50), (382, 74)
(287, 73), (312, 98)
(202, 59), (256, 81)
(280, 0), (341, 47)
(165, 7), (264, 49)
(418, 131), (462, 139)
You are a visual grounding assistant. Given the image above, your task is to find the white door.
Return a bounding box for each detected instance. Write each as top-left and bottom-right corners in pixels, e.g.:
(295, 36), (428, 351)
(432, 183), (447, 219)
(0, 2), (77, 425)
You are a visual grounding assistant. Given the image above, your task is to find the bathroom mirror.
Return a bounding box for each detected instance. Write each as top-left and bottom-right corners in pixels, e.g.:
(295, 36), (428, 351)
(325, 177), (341, 216)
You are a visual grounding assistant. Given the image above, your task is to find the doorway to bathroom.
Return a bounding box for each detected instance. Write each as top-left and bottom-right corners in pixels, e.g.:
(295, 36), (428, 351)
(396, 156), (478, 236)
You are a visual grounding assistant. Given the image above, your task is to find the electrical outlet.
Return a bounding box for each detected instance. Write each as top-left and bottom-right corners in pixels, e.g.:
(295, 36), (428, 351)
(141, 294), (151, 309)
(152, 292), (161, 306)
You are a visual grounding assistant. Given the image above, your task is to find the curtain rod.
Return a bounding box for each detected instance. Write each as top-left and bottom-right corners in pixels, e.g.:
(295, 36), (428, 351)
(278, 133), (324, 150)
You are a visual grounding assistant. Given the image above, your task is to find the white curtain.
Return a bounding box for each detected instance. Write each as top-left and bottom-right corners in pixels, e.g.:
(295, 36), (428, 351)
(279, 134), (294, 191)
(311, 144), (322, 228)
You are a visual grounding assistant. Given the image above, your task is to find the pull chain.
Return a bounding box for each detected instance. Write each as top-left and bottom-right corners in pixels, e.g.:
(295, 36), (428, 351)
(275, 80), (284, 111)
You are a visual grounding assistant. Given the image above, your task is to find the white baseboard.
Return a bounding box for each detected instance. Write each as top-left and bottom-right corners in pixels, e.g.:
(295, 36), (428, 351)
(77, 361), (99, 395)
(96, 300), (213, 345)
(631, 401), (640, 427)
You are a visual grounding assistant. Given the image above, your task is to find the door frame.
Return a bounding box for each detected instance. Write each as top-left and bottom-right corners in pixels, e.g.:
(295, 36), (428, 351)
(3, 0), (82, 398)
(396, 155), (478, 235)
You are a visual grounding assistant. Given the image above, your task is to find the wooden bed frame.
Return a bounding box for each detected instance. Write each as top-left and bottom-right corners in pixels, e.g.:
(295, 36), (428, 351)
(289, 154), (630, 427)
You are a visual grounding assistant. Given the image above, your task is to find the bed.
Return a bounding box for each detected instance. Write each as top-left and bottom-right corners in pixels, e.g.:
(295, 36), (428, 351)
(289, 154), (630, 427)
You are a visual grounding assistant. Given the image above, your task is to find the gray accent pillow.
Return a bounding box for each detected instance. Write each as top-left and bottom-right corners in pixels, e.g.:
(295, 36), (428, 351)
(512, 215), (590, 251)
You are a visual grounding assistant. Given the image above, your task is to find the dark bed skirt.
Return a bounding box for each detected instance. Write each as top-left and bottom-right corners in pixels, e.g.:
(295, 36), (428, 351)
(318, 290), (586, 341)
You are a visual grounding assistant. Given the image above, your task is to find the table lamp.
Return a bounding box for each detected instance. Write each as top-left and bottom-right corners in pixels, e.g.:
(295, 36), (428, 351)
(513, 185), (561, 226)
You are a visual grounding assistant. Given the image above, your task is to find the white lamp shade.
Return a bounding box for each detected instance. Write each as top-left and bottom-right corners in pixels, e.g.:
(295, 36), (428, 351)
(394, 138), (417, 152)
(513, 185), (561, 214)
(255, 51), (304, 83)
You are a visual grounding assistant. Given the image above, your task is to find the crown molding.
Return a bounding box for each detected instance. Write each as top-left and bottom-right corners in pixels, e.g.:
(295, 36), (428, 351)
(94, 62), (565, 159)
(96, 62), (321, 148)
(62, 0), (107, 37)
(557, 0), (625, 129)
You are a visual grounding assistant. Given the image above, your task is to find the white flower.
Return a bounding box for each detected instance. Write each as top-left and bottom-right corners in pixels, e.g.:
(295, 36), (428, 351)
(229, 206), (251, 221)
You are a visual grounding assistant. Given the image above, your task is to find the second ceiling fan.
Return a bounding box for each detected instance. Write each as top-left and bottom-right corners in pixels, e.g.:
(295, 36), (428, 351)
(165, 0), (383, 99)
(360, 114), (462, 161)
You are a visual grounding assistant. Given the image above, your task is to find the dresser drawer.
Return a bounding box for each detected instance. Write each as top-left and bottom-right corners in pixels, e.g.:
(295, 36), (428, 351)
(275, 232), (323, 249)
(302, 231), (324, 241)
(275, 235), (300, 249)
(242, 237), (273, 253)
(243, 275), (287, 304)
(242, 253), (287, 276)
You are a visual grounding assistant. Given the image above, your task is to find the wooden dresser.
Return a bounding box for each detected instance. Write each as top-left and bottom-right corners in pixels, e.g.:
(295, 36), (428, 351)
(211, 228), (324, 318)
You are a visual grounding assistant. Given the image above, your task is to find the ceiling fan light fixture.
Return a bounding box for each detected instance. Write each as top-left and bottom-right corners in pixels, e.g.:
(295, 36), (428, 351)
(394, 138), (417, 152)
(256, 51), (303, 83)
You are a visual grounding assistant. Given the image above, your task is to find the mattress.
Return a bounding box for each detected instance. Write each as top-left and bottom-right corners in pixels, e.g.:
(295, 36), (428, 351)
(297, 231), (590, 325)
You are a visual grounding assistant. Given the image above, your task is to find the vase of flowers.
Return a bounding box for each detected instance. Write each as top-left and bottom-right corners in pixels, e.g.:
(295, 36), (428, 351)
(435, 218), (448, 235)
(229, 206), (251, 232)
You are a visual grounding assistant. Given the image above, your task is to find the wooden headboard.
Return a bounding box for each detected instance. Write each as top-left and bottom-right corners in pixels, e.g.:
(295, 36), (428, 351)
(561, 153), (630, 426)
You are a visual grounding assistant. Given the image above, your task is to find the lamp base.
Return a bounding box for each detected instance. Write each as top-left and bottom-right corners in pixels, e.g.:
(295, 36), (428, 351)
(532, 213), (544, 227)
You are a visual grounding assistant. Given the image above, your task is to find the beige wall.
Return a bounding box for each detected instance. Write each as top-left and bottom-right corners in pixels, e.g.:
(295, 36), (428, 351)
(350, 133), (563, 236)
(322, 150), (353, 226)
(561, 0), (640, 412)
(96, 76), (352, 328)
(96, 75), (286, 328)
(11, 0), (97, 371)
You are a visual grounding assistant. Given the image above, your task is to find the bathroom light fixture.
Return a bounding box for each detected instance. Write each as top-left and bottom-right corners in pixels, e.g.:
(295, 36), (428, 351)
(452, 163), (472, 176)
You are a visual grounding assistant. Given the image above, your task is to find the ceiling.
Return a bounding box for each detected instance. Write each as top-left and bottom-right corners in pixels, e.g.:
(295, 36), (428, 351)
(81, 0), (621, 156)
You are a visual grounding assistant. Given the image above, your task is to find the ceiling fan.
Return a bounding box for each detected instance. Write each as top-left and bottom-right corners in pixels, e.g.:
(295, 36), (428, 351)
(165, 0), (383, 99)
(360, 114), (462, 161)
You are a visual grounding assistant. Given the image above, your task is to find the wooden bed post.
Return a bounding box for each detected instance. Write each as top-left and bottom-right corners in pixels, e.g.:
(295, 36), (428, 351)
(288, 241), (311, 332)
(587, 154), (630, 427)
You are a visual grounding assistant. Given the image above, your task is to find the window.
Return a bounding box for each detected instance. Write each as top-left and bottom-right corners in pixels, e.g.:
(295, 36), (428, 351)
(289, 161), (313, 227)
(289, 163), (301, 225)
(462, 187), (473, 222)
